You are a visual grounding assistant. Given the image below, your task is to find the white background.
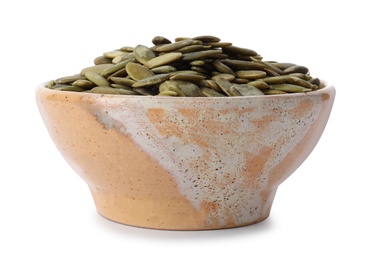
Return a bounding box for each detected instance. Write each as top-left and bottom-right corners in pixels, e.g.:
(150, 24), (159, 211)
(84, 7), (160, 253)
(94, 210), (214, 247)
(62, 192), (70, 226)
(1, 0), (364, 259)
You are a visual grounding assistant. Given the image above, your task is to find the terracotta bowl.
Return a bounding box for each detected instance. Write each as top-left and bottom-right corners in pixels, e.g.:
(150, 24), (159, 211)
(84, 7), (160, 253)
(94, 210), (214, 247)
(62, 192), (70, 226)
(36, 82), (335, 230)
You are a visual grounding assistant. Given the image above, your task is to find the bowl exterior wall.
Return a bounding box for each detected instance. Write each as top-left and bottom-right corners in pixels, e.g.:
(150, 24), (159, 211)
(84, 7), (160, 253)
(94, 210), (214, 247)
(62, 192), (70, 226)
(36, 85), (335, 230)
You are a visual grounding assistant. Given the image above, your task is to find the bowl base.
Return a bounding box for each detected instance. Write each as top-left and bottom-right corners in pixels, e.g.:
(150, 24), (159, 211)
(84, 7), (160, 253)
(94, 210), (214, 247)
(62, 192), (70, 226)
(89, 186), (274, 231)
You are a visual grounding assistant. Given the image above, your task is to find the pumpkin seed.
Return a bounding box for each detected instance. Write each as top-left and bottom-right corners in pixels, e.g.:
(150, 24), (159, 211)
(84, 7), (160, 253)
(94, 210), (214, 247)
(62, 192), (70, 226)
(145, 52), (182, 69)
(72, 79), (95, 89)
(126, 62), (155, 81)
(152, 36), (172, 45)
(155, 39), (193, 52)
(236, 70), (267, 79)
(158, 90), (178, 96)
(213, 76), (234, 96)
(85, 71), (110, 87)
(270, 83), (312, 93)
(80, 64), (115, 75)
(53, 84), (85, 92)
(151, 65), (177, 73)
(109, 77), (136, 86)
(132, 74), (170, 88)
(201, 87), (226, 97)
(283, 65), (309, 74)
(133, 45), (156, 65)
(55, 74), (86, 84)
(90, 86), (137, 95)
(231, 84), (265, 96)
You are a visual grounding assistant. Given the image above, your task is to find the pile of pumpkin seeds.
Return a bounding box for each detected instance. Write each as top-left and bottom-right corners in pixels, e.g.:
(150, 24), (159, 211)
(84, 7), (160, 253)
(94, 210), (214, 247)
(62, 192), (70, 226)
(47, 35), (324, 97)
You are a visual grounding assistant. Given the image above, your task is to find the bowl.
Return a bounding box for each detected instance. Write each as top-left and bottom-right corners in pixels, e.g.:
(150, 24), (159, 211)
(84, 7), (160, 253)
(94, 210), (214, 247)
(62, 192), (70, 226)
(36, 82), (335, 230)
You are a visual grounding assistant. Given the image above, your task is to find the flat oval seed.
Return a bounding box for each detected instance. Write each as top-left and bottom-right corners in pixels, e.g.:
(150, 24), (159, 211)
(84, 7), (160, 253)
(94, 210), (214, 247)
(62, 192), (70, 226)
(175, 44), (210, 53)
(159, 81), (185, 96)
(212, 60), (236, 75)
(53, 84), (85, 92)
(85, 71), (110, 87)
(126, 62), (155, 81)
(270, 83), (312, 93)
(222, 45), (258, 56)
(103, 50), (126, 59)
(94, 56), (113, 65)
(55, 74), (86, 84)
(182, 49), (222, 61)
(155, 39), (193, 52)
(262, 89), (288, 95)
(151, 65), (177, 73)
(101, 58), (134, 77)
(133, 45), (156, 65)
(175, 81), (204, 97)
(247, 80), (269, 90)
(81, 64), (115, 75)
(158, 90), (178, 96)
(109, 77), (136, 86)
(170, 74), (206, 83)
(145, 52), (182, 69)
(232, 84), (265, 96)
(201, 87), (226, 97)
(72, 79), (95, 89)
(221, 59), (266, 70)
(284, 65), (309, 74)
(90, 86), (136, 95)
(236, 70), (267, 79)
(132, 74), (170, 88)
(152, 36), (172, 45)
(270, 62), (297, 70)
(213, 76), (234, 96)
(192, 35), (221, 43)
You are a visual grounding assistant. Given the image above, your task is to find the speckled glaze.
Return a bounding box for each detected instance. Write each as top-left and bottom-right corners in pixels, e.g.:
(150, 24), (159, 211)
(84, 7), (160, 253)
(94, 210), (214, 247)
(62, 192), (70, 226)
(36, 82), (335, 230)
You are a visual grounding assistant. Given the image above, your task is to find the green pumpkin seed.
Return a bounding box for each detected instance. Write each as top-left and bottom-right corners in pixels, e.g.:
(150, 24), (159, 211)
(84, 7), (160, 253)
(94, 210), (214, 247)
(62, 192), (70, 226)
(55, 74), (86, 84)
(169, 73), (206, 83)
(284, 65), (309, 74)
(94, 56), (113, 65)
(101, 58), (134, 77)
(236, 70), (267, 79)
(182, 49), (222, 61)
(132, 74), (170, 88)
(151, 65), (177, 73)
(145, 52), (182, 69)
(155, 39), (193, 52)
(270, 83), (312, 93)
(222, 45), (258, 57)
(103, 50), (126, 59)
(53, 84), (85, 92)
(85, 71), (110, 87)
(212, 60), (236, 75)
(109, 77), (136, 86)
(213, 76), (234, 96)
(133, 45), (156, 65)
(80, 64), (115, 76)
(158, 90), (178, 96)
(201, 87), (226, 97)
(126, 62), (155, 81)
(152, 36), (172, 45)
(262, 89), (288, 95)
(90, 86), (137, 95)
(72, 79), (95, 89)
(247, 80), (270, 90)
(192, 35), (221, 43)
(231, 84), (265, 96)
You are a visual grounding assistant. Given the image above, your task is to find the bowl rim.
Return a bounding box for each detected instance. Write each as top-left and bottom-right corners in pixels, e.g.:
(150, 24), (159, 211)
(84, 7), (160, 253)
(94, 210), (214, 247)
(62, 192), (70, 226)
(37, 80), (334, 100)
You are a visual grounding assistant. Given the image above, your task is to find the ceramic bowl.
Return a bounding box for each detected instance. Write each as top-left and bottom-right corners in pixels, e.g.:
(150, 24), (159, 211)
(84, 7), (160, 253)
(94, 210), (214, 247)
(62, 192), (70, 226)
(36, 82), (335, 230)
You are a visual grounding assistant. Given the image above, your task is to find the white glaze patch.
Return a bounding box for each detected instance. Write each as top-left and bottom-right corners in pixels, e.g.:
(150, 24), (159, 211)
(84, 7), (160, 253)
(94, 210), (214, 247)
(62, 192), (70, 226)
(91, 95), (323, 225)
